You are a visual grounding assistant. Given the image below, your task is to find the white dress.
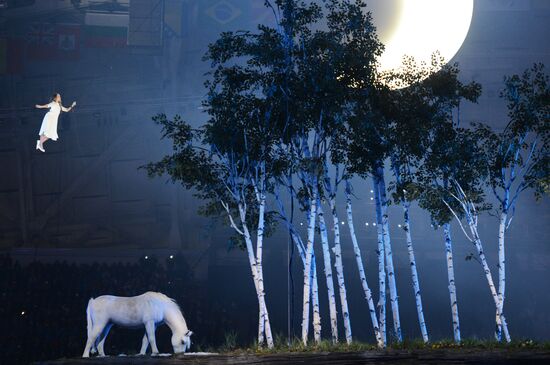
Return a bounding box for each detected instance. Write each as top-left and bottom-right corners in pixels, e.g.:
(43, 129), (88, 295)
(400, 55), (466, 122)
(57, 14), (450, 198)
(38, 102), (68, 141)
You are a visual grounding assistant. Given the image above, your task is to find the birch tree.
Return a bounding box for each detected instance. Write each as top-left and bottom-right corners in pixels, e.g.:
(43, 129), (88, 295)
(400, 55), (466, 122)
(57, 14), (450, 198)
(145, 11), (300, 345)
(299, 168), (321, 345)
(318, 0), (385, 345)
(419, 127), (497, 344)
(273, 0), (383, 345)
(379, 57), (438, 343)
(264, 0), (326, 345)
(344, 179), (384, 347)
(247, 0), (343, 345)
(322, 162), (353, 344)
(474, 63), (549, 340)
(323, 0), (402, 345)
(346, 76), (403, 343)
(411, 59), (482, 343)
(273, 155), (326, 345)
(379, 55), (481, 342)
(145, 112), (276, 348)
(317, 199), (339, 343)
(444, 179), (511, 342)
(417, 93), (511, 342)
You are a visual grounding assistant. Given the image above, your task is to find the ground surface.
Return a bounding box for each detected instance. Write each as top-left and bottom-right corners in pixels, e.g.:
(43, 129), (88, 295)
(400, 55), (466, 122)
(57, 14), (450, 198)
(35, 349), (550, 365)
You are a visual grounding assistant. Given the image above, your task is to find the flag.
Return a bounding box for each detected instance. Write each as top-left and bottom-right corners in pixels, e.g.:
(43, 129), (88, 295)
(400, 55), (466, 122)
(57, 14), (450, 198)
(84, 12), (128, 48)
(26, 23), (57, 59)
(176, 1), (278, 50)
(198, 1), (276, 34)
(56, 24), (80, 60)
(205, 1), (276, 28)
(25, 23), (81, 61)
(204, 0), (242, 26)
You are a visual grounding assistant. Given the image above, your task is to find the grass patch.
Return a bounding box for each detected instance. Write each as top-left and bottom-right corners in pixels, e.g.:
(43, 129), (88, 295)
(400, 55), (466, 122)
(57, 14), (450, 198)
(221, 337), (550, 355)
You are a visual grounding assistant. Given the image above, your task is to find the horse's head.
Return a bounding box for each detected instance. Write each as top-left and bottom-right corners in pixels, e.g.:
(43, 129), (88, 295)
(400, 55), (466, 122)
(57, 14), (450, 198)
(172, 330), (193, 353)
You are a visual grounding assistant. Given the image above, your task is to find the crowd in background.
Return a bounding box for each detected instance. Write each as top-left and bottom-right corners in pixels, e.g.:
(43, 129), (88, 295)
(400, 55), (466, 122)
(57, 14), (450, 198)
(0, 253), (239, 364)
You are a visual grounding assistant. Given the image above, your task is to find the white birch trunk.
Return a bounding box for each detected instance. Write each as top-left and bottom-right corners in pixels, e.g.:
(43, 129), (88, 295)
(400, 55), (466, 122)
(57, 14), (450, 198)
(317, 201), (339, 343)
(328, 196), (353, 344)
(238, 204), (274, 348)
(254, 177), (274, 348)
(496, 208), (508, 341)
(443, 223), (461, 342)
(465, 214), (511, 342)
(445, 183), (511, 342)
(402, 202), (428, 342)
(256, 185), (266, 346)
(276, 185), (322, 346)
(376, 169), (402, 342)
(301, 194), (318, 345)
(289, 229), (323, 345)
(345, 180), (384, 347)
(276, 186), (322, 346)
(372, 177), (387, 346)
(311, 254), (322, 344)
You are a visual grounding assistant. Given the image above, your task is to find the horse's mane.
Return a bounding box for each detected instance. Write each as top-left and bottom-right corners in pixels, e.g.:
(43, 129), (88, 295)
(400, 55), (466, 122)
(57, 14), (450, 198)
(144, 292), (188, 333)
(144, 292), (181, 311)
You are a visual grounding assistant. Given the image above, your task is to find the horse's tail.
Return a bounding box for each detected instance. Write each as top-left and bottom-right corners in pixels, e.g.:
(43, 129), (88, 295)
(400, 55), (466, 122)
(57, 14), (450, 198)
(86, 298), (94, 339)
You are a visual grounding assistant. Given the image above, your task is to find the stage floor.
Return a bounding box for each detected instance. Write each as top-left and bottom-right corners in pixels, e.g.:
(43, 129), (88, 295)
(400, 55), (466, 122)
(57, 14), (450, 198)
(35, 350), (550, 365)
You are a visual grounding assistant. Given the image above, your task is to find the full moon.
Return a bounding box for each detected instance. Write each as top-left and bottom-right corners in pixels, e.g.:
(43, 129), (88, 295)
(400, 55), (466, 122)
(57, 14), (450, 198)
(369, 0), (474, 73)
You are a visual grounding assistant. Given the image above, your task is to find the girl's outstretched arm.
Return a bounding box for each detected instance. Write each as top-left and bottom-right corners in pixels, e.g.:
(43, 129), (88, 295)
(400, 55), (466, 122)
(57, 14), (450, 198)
(62, 101), (76, 112)
(35, 104), (49, 109)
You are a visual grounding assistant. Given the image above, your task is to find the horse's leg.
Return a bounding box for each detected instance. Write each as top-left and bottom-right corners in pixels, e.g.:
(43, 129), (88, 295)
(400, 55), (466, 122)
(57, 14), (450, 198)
(139, 333), (149, 355)
(91, 324), (107, 355)
(145, 321), (159, 355)
(96, 323), (113, 357)
(83, 322), (106, 358)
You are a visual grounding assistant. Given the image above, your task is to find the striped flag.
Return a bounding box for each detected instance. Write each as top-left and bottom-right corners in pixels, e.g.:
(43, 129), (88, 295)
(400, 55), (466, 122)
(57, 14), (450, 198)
(84, 12), (128, 48)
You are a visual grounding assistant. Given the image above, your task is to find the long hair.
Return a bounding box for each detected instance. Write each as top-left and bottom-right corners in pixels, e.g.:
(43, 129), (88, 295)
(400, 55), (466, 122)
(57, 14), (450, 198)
(51, 93), (60, 104)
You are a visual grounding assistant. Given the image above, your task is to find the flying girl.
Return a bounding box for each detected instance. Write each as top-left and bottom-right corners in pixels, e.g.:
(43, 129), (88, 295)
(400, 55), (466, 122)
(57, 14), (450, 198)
(35, 93), (76, 152)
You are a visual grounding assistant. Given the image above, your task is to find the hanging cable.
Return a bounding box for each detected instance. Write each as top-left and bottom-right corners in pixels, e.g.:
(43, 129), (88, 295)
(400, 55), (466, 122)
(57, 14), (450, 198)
(287, 169), (295, 346)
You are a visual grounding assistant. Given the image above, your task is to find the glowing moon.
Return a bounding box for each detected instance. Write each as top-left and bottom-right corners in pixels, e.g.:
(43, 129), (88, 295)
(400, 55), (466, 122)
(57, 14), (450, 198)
(369, 0), (474, 73)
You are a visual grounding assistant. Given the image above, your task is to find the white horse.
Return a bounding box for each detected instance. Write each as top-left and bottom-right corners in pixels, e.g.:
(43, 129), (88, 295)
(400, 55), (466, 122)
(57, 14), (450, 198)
(82, 291), (193, 357)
